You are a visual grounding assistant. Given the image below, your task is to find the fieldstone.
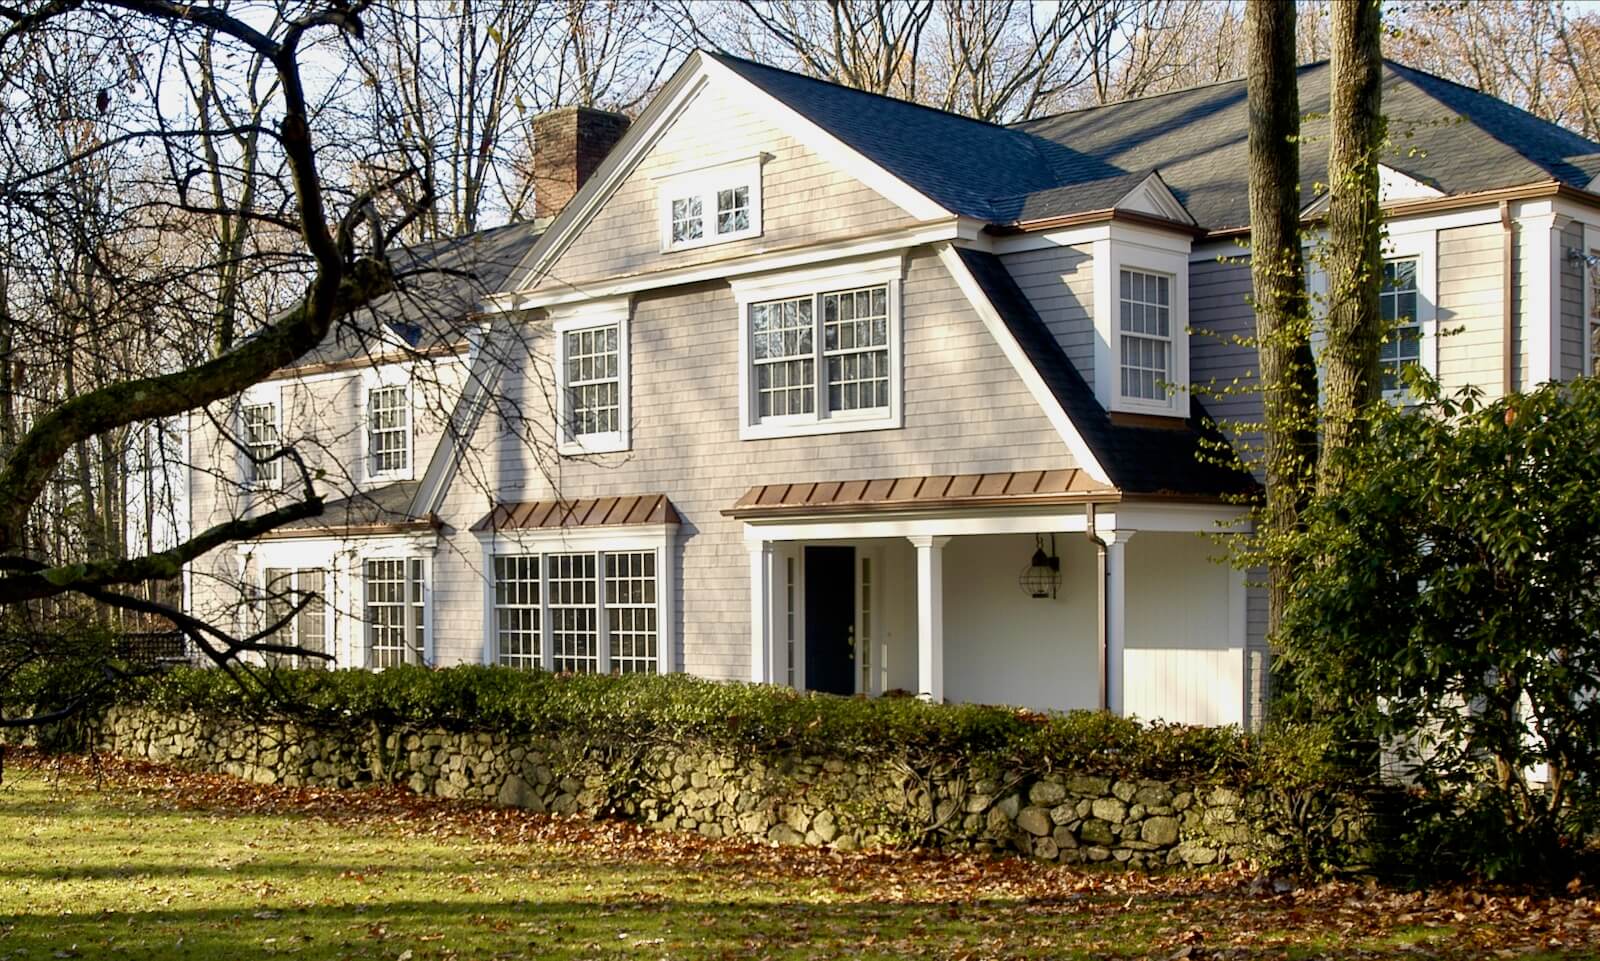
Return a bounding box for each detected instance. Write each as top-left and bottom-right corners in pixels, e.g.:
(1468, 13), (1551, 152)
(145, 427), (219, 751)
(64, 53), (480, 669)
(1032, 837), (1059, 860)
(768, 824), (804, 846)
(1112, 780), (1138, 803)
(1141, 816), (1181, 846)
(784, 807), (810, 834)
(1091, 798), (1127, 824)
(1173, 791), (1193, 811)
(1028, 780), (1067, 806)
(1086, 845), (1112, 862)
(813, 810), (838, 843)
(1113, 848), (1133, 862)
(1052, 826), (1078, 849)
(496, 775), (536, 808)
(1066, 775), (1110, 796)
(1078, 818), (1115, 846)
(1133, 785), (1173, 808)
(994, 793), (1021, 819)
(1127, 804), (1146, 822)
(1177, 841), (1218, 865)
(1016, 806), (1052, 837)
(1049, 803), (1076, 826)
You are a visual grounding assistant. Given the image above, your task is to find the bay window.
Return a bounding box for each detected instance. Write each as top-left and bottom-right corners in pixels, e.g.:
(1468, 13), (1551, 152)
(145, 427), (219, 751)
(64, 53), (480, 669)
(261, 567), (327, 668)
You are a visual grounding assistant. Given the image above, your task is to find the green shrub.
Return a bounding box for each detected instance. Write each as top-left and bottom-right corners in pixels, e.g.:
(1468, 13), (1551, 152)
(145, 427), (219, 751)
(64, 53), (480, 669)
(125, 664), (1250, 780)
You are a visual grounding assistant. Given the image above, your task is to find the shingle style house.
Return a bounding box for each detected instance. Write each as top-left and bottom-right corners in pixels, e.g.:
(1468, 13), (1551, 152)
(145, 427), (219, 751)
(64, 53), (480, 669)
(187, 50), (1600, 730)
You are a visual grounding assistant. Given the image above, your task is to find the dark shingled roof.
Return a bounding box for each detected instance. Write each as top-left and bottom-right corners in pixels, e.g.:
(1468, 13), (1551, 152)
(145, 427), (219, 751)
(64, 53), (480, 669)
(715, 51), (1600, 231)
(272, 481), (432, 534)
(287, 220), (542, 371)
(955, 248), (1257, 499)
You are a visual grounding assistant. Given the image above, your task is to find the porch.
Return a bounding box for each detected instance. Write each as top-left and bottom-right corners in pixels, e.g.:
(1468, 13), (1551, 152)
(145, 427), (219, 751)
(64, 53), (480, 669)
(729, 473), (1250, 727)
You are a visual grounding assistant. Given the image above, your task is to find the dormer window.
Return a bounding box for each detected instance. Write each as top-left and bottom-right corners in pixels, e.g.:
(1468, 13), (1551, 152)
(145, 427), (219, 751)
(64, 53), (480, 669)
(1118, 268), (1173, 403)
(1091, 224), (1191, 417)
(361, 371), (413, 483)
(658, 157), (762, 252)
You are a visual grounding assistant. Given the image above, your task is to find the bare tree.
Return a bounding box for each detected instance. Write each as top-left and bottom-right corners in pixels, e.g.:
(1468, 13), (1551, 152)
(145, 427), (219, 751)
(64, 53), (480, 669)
(1245, 0), (1317, 639)
(1318, 0), (1385, 496)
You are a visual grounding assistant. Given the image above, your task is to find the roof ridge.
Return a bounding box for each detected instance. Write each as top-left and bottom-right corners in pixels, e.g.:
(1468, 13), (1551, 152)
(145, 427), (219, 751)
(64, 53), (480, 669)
(702, 48), (1029, 138)
(1008, 65), (1297, 129)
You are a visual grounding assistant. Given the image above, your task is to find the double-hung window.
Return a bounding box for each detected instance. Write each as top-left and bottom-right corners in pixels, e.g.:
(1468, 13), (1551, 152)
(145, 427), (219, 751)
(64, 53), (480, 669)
(366, 383), (410, 478)
(365, 557), (425, 668)
(241, 401), (280, 487)
(261, 567), (328, 668)
(485, 542), (670, 675)
(1380, 257), (1422, 394)
(735, 258), (903, 439)
(659, 157), (762, 252)
(553, 297), (630, 454)
(1119, 268), (1173, 403)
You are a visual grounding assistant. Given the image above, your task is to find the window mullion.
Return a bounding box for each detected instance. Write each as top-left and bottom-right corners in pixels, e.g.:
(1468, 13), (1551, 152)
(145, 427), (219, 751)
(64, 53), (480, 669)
(538, 553), (554, 672)
(811, 292), (825, 421)
(596, 550), (611, 675)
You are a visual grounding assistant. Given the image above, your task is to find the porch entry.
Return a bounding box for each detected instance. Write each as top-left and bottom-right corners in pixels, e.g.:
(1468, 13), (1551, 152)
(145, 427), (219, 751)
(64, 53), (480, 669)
(804, 546), (855, 695)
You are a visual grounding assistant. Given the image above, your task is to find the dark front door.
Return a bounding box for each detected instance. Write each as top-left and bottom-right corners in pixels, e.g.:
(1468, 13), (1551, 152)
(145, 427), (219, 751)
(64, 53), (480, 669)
(804, 546), (856, 696)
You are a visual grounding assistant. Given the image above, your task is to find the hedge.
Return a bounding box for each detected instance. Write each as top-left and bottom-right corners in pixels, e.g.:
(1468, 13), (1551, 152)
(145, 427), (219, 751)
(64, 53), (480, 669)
(123, 665), (1257, 780)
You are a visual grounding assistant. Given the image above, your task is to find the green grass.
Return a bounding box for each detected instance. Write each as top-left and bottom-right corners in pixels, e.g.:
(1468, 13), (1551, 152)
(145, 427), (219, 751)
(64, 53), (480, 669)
(0, 757), (1591, 961)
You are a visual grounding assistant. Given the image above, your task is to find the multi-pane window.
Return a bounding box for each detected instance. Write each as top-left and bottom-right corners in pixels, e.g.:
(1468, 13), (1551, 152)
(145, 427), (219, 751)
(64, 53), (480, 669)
(261, 567), (328, 668)
(749, 284), (892, 423)
(1119, 268), (1172, 402)
(488, 547), (663, 675)
(564, 325), (620, 437)
(752, 296), (815, 417)
(822, 286), (890, 412)
(365, 557), (424, 668)
(367, 385), (409, 476)
(605, 551), (658, 674)
(493, 555), (540, 670)
(717, 187), (750, 235)
(1380, 258), (1421, 393)
(242, 403), (279, 486)
(662, 166), (759, 251)
(670, 196), (703, 244)
(547, 553), (599, 673)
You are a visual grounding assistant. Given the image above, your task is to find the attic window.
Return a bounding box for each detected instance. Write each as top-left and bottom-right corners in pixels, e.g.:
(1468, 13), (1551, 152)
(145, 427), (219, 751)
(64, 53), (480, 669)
(658, 157), (762, 252)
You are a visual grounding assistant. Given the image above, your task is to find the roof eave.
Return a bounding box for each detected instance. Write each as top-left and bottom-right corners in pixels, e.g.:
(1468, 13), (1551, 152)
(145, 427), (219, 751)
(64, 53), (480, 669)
(991, 207), (1208, 238)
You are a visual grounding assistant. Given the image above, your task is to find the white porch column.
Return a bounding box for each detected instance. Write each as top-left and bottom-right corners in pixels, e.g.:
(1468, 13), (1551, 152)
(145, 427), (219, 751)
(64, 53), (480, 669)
(1103, 530), (1134, 716)
(908, 535), (951, 702)
(747, 538), (778, 684)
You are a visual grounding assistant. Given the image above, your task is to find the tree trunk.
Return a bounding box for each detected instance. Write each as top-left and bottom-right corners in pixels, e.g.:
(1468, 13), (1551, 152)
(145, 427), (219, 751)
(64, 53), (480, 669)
(1318, 0), (1385, 495)
(1246, 0), (1318, 639)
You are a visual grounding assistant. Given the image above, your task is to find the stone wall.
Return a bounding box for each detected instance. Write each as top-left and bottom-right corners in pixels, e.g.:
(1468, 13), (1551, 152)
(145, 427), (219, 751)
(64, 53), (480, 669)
(92, 705), (1280, 869)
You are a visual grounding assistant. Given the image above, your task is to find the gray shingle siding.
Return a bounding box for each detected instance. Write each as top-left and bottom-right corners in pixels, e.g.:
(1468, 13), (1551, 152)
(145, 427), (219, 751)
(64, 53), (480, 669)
(1562, 220), (1586, 380)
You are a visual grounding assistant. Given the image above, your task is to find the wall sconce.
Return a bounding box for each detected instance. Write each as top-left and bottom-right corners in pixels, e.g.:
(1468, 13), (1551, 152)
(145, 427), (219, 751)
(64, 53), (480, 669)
(1566, 248), (1600, 270)
(1017, 533), (1061, 599)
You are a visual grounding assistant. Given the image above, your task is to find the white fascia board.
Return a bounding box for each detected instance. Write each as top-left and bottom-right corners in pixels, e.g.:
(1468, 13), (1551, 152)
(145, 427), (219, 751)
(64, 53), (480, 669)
(933, 243), (1112, 485)
(242, 529), (439, 568)
(699, 56), (950, 223)
(476, 523), (676, 554)
(485, 220), (964, 314)
(984, 223), (1112, 256)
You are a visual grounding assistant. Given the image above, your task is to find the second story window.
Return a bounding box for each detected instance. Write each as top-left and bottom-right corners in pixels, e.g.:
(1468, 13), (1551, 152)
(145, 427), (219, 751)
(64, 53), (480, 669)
(1380, 257), (1421, 394)
(553, 297), (631, 455)
(658, 157), (762, 252)
(366, 384), (410, 478)
(1118, 268), (1172, 403)
(734, 257), (904, 440)
(241, 401), (280, 487)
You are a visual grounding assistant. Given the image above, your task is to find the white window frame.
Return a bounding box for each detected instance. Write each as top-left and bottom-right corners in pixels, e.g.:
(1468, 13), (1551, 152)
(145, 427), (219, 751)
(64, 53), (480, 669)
(1378, 227), (1439, 403)
(362, 552), (430, 669)
(1092, 223), (1192, 417)
(477, 524), (677, 676)
(360, 366), (413, 484)
(551, 296), (631, 455)
(1115, 266), (1177, 407)
(657, 156), (763, 253)
(237, 383), (282, 491)
(731, 254), (905, 440)
(256, 565), (331, 667)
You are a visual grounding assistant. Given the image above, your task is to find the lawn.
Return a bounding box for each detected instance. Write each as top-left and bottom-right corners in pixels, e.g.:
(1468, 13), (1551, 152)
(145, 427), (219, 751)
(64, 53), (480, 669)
(0, 752), (1596, 960)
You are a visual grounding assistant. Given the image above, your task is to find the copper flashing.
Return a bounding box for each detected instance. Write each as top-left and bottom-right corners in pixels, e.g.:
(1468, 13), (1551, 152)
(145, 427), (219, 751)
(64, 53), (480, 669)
(472, 493), (679, 533)
(723, 470), (1118, 519)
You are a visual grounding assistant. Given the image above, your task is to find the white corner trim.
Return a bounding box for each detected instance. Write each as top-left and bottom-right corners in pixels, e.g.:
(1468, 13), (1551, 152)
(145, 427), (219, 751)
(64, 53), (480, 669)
(1522, 210), (1560, 385)
(934, 244), (1112, 485)
(700, 55), (949, 223)
(551, 295), (633, 456)
(733, 252), (907, 441)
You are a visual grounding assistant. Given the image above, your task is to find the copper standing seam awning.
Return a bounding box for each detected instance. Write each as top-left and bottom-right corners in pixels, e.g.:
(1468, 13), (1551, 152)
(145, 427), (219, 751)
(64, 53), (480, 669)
(722, 469), (1118, 519)
(472, 493), (679, 532)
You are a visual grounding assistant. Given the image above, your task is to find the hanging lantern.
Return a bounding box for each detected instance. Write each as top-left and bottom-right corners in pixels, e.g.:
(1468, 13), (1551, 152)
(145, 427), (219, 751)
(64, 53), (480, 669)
(1017, 533), (1061, 599)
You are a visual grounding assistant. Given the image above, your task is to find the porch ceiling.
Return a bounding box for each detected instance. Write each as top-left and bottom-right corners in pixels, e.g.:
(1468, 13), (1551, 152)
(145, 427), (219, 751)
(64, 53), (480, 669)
(723, 470), (1116, 519)
(472, 493), (679, 532)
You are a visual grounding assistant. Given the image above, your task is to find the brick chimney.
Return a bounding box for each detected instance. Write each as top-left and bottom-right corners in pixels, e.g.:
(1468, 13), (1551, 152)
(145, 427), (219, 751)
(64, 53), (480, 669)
(531, 106), (630, 224)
